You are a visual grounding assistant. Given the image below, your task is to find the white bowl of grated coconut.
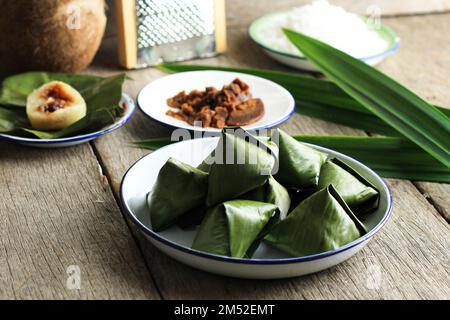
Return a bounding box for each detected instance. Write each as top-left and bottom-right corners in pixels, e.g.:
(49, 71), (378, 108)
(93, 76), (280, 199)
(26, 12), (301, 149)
(249, 0), (400, 71)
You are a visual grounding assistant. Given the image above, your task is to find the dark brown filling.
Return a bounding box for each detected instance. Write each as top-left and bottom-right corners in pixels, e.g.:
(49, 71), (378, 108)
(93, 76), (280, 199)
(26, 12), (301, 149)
(165, 78), (264, 129)
(38, 99), (67, 113)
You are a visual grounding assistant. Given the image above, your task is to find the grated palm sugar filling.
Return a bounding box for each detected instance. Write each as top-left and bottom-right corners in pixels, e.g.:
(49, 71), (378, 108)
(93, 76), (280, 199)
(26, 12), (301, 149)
(165, 78), (265, 128)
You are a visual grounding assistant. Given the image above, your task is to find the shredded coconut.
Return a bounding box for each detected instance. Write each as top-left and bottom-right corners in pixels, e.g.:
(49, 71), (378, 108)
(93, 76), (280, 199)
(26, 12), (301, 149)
(259, 0), (388, 58)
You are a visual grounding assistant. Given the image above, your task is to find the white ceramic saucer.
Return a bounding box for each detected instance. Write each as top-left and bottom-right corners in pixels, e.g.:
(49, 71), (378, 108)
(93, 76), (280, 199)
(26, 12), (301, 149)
(137, 70), (295, 133)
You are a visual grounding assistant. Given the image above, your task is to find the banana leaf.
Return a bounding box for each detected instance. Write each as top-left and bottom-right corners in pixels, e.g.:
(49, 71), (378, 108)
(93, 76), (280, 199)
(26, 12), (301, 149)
(159, 65), (450, 136)
(147, 157), (209, 231)
(266, 185), (367, 257)
(192, 200), (278, 258)
(177, 176), (290, 230)
(131, 135), (450, 183)
(273, 129), (327, 188)
(318, 158), (379, 215)
(0, 106), (29, 133)
(0, 73), (126, 139)
(296, 100), (401, 136)
(206, 130), (275, 207)
(197, 149), (215, 173)
(242, 176), (291, 219)
(176, 205), (208, 230)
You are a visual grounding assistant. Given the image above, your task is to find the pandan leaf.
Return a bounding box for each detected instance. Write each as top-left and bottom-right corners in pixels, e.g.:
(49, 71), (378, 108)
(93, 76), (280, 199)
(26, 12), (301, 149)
(266, 185), (366, 257)
(148, 158), (209, 231)
(131, 135), (450, 183)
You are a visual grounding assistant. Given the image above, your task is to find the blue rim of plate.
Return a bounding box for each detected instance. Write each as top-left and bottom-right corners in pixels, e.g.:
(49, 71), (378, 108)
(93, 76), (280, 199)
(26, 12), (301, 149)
(248, 10), (401, 63)
(137, 70), (296, 132)
(120, 137), (393, 265)
(0, 93), (135, 145)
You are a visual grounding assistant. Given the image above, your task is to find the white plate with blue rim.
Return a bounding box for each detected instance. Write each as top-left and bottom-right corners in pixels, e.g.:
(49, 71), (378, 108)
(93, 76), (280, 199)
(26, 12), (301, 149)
(137, 70), (296, 133)
(249, 10), (400, 72)
(0, 94), (135, 148)
(120, 137), (393, 279)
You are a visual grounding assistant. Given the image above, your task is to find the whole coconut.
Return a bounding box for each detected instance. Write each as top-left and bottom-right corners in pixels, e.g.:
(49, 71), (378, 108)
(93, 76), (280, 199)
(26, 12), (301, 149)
(0, 0), (106, 73)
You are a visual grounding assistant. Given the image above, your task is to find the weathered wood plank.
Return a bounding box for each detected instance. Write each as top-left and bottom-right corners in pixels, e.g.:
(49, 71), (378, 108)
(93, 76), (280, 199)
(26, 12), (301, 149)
(0, 143), (160, 299)
(89, 12), (450, 299)
(376, 15), (450, 223)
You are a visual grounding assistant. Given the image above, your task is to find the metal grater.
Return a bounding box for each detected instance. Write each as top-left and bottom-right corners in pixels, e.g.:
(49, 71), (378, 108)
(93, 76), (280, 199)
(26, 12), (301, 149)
(115, 0), (227, 69)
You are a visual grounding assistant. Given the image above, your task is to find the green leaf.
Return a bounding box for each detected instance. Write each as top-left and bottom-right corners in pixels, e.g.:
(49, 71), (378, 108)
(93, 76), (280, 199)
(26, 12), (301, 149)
(273, 129), (327, 188)
(131, 135), (450, 183)
(0, 73), (126, 139)
(148, 158), (209, 231)
(159, 64), (450, 136)
(241, 176), (291, 219)
(318, 158), (379, 215)
(192, 200), (278, 258)
(283, 29), (450, 168)
(0, 72), (104, 106)
(296, 100), (401, 136)
(0, 106), (29, 132)
(266, 185), (365, 257)
(205, 130), (275, 207)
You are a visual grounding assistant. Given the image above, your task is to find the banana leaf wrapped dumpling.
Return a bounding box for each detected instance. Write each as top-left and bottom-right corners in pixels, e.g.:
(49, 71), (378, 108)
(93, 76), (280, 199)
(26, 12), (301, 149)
(266, 185), (367, 257)
(206, 130), (275, 207)
(178, 176), (290, 230)
(318, 159), (379, 214)
(272, 129), (327, 189)
(147, 158), (209, 231)
(242, 176), (291, 220)
(192, 200), (278, 258)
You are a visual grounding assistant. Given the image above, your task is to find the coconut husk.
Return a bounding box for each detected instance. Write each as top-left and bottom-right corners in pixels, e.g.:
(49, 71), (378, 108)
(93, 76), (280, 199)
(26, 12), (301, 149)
(0, 0), (106, 73)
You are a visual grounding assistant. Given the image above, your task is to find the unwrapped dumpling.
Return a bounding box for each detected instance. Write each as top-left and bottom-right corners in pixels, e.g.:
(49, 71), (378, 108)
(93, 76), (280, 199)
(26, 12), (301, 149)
(266, 185), (367, 257)
(148, 158), (209, 231)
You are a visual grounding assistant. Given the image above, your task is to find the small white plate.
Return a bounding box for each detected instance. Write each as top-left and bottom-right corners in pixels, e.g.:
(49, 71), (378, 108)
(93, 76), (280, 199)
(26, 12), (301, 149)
(137, 71), (295, 133)
(249, 10), (400, 71)
(120, 137), (392, 279)
(0, 94), (135, 148)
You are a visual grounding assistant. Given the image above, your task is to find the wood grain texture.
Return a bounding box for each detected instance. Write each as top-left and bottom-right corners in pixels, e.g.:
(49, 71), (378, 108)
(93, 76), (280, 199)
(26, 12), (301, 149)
(0, 143), (159, 299)
(89, 10), (450, 299)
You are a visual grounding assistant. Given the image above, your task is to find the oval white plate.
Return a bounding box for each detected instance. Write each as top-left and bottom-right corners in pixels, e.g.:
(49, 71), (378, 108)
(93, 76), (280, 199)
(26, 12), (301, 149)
(137, 71), (295, 133)
(0, 94), (135, 148)
(120, 137), (393, 279)
(249, 10), (400, 71)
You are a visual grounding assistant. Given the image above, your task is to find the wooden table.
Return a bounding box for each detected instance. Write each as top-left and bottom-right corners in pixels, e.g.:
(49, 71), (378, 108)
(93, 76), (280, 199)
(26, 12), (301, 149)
(1, 0), (449, 299)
